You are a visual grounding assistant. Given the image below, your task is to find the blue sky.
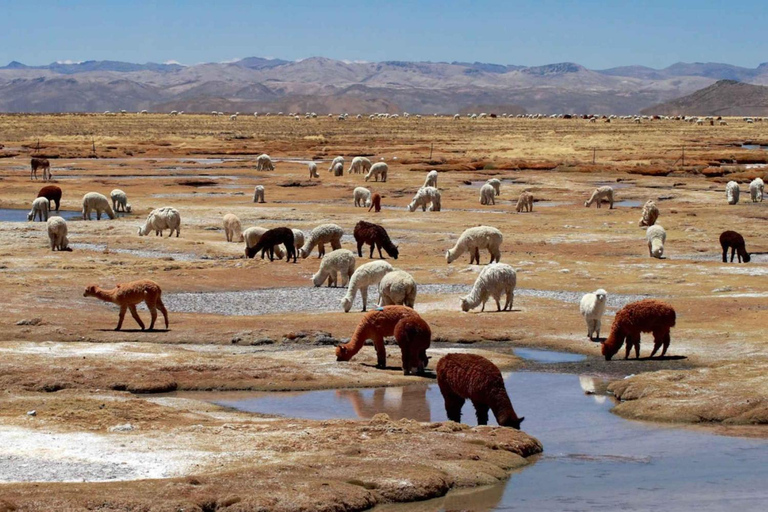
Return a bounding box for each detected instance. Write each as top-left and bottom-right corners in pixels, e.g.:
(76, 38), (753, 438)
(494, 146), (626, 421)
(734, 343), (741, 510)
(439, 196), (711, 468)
(1, 0), (766, 69)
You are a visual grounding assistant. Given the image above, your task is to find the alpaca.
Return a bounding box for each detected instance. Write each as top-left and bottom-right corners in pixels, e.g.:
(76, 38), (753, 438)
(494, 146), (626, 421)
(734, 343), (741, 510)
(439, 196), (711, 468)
(486, 178), (501, 196)
(354, 187), (372, 207)
(253, 185), (266, 203)
(353, 220), (399, 259)
(601, 299), (676, 360)
(312, 249), (356, 287)
(348, 156), (372, 175)
(332, 162), (344, 176)
(719, 230), (751, 263)
(329, 156), (345, 172)
(243, 226), (285, 259)
(584, 186), (614, 208)
(638, 200), (659, 227)
(223, 213), (244, 242)
(423, 170), (438, 188)
(31, 157), (51, 181)
(138, 207), (180, 237)
(47, 216), (71, 251)
(460, 263), (516, 312)
(256, 154), (274, 171)
(27, 197), (49, 222)
(299, 223), (344, 258)
(83, 279), (169, 331)
(335, 305), (420, 368)
(725, 181), (740, 205)
(110, 189), (131, 213)
(292, 229), (305, 251)
(245, 227), (296, 262)
(341, 260), (394, 312)
(579, 289), (608, 340)
(515, 191), (533, 213)
(308, 162), (320, 179)
(436, 353), (524, 428)
(446, 226), (503, 265)
(749, 178), (764, 202)
(393, 315), (431, 375)
(37, 185), (62, 211)
(407, 186), (442, 212)
(364, 162), (388, 182)
(368, 193), (381, 212)
(82, 192), (116, 221)
(378, 270), (417, 308)
(646, 224), (666, 259)
(480, 183), (496, 205)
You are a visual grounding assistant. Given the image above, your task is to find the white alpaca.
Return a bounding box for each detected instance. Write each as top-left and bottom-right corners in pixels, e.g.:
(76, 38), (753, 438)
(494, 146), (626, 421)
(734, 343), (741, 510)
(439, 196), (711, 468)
(584, 186), (614, 208)
(378, 270), (417, 308)
(243, 226), (285, 259)
(299, 223), (344, 258)
(638, 200), (659, 227)
(354, 187), (372, 207)
(27, 197), (49, 222)
(329, 156), (345, 172)
(332, 162), (344, 176)
(486, 178), (501, 196)
(348, 156), (372, 175)
(364, 162), (388, 182)
(223, 213), (244, 242)
(308, 162), (319, 179)
(516, 191), (533, 213)
(460, 263), (517, 312)
(340, 260), (394, 312)
(292, 229), (305, 251)
(407, 186), (441, 212)
(423, 170), (438, 188)
(646, 224), (666, 259)
(579, 289), (608, 340)
(726, 181), (740, 205)
(82, 192), (116, 220)
(749, 178), (764, 202)
(110, 189), (131, 213)
(256, 154), (274, 171)
(446, 226), (503, 264)
(253, 185), (265, 203)
(312, 249), (356, 287)
(46, 216), (71, 251)
(138, 207), (181, 237)
(480, 183), (496, 205)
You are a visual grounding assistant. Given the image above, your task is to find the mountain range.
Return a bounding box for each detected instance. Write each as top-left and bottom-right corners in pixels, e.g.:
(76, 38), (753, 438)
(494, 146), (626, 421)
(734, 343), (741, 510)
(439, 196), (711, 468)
(2, 57), (768, 114)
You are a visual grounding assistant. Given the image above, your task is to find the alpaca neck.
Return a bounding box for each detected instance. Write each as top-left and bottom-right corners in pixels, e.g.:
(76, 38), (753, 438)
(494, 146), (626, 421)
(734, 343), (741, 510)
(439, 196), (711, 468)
(487, 388), (518, 426)
(92, 287), (118, 304)
(338, 324), (372, 360)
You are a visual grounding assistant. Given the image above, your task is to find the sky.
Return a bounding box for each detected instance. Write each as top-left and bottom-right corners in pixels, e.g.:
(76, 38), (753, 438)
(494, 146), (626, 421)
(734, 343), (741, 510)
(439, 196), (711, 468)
(1, 0), (766, 69)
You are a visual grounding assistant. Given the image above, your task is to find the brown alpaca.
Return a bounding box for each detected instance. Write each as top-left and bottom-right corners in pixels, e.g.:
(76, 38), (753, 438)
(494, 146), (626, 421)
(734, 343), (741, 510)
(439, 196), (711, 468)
(37, 185), (62, 211)
(601, 299), (676, 360)
(335, 305), (420, 368)
(393, 315), (431, 375)
(31, 157), (51, 181)
(719, 230), (751, 263)
(436, 353), (524, 429)
(368, 193), (381, 212)
(83, 279), (169, 331)
(353, 220), (399, 259)
(245, 227), (296, 262)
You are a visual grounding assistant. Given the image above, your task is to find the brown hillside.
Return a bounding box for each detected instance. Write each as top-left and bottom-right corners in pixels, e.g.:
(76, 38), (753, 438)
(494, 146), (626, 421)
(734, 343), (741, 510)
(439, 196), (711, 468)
(641, 80), (768, 116)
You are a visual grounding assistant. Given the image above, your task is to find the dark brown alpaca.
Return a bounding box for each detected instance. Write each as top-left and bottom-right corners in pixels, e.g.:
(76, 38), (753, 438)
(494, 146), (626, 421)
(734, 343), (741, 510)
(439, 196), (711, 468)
(353, 220), (399, 259)
(436, 353), (524, 429)
(31, 157), (51, 181)
(83, 279), (169, 331)
(393, 315), (431, 375)
(601, 299), (676, 360)
(37, 185), (62, 211)
(246, 227), (296, 262)
(719, 230), (751, 263)
(368, 193), (381, 212)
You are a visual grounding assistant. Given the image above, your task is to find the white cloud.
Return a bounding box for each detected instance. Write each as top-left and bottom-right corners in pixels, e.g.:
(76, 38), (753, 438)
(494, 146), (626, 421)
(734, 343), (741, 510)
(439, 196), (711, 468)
(55, 60), (83, 65)
(219, 58), (242, 64)
(163, 60), (185, 66)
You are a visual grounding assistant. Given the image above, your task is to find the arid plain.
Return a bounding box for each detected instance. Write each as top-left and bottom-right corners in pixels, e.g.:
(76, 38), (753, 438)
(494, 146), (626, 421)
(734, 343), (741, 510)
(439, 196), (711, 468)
(0, 114), (767, 510)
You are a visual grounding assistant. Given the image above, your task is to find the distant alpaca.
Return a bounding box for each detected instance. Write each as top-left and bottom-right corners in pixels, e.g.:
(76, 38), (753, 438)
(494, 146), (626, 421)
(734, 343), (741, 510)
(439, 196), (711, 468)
(37, 185), (62, 211)
(579, 289), (608, 340)
(584, 186), (614, 208)
(436, 353), (524, 428)
(601, 299), (676, 360)
(308, 162), (320, 179)
(245, 227), (296, 262)
(353, 220), (399, 259)
(638, 200), (659, 227)
(83, 279), (169, 331)
(223, 213), (244, 242)
(335, 305), (420, 368)
(515, 191), (533, 213)
(368, 193), (381, 212)
(725, 181), (740, 205)
(445, 226), (503, 265)
(253, 185), (265, 203)
(393, 315), (431, 375)
(299, 223), (344, 258)
(31, 157), (51, 181)
(719, 230), (751, 263)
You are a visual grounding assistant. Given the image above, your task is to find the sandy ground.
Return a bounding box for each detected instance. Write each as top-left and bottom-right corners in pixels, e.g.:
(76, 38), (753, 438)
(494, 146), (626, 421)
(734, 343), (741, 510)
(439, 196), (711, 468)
(1, 114), (767, 509)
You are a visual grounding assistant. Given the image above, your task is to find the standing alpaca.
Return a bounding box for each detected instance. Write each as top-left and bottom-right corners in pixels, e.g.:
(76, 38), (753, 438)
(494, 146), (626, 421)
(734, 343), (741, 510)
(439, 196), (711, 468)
(47, 216), (71, 251)
(110, 189), (131, 213)
(646, 224), (666, 259)
(584, 186), (614, 208)
(243, 226), (285, 259)
(37, 185), (62, 211)
(83, 279), (169, 331)
(256, 154), (274, 171)
(725, 181), (740, 205)
(335, 305), (420, 368)
(638, 200), (659, 227)
(253, 185), (266, 203)
(82, 192), (116, 221)
(436, 353), (524, 429)
(308, 162), (320, 179)
(719, 230), (751, 263)
(354, 187), (372, 207)
(393, 315), (431, 375)
(223, 213), (244, 242)
(486, 178), (501, 196)
(27, 197), (49, 222)
(580, 289), (608, 340)
(515, 191), (533, 213)
(749, 177), (764, 202)
(332, 162), (344, 176)
(460, 263), (516, 312)
(341, 260), (394, 312)
(479, 183), (496, 205)
(423, 170), (438, 188)
(446, 226), (503, 265)
(364, 162), (388, 182)
(312, 249), (356, 287)
(138, 207), (180, 237)
(298, 223), (344, 258)
(328, 156), (345, 172)
(601, 299), (676, 360)
(30, 157), (51, 181)
(245, 227), (296, 262)
(378, 270), (417, 308)
(353, 220), (399, 259)
(368, 193), (382, 212)
(347, 156), (372, 175)
(407, 186), (442, 212)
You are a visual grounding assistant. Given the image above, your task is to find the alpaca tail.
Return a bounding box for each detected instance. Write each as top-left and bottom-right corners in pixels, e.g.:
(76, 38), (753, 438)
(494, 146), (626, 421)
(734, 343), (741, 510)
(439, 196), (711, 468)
(157, 296), (169, 329)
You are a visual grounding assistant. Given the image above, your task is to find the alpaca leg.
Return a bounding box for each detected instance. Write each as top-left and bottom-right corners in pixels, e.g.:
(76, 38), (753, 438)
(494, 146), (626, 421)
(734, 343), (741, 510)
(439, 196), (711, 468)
(116, 305), (127, 330)
(147, 303), (158, 330)
(495, 296), (501, 312)
(649, 334), (663, 358)
(596, 318), (601, 340)
(128, 305), (146, 330)
(156, 297), (169, 329)
(473, 401), (490, 425)
(373, 335), (387, 369)
(661, 331), (671, 357)
(318, 243), (325, 258)
(369, 243), (375, 259)
(632, 335), (641, 359)
(502, 289), (512, 311)
(357, 241), (364, 257)
(624, 335), (633, 359)
(730, 248), (736, 263)
(331, 239), (342, 251)
(400, 346), (411, 376)
(722, 246), (728, 263)
(441, 392), (465, 423)
(360, 287), (368, 312)
(377, 244), (384, 259)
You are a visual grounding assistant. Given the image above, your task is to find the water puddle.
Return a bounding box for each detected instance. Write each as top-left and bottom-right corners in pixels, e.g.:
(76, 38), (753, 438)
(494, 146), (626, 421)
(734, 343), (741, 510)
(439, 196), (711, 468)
(190, 370), (768, 511)
(742, 144), (768, 150)
(596, 181), (634, 189)
(0, 209), (83, 222)
(513, 348), (586, 363)
(533, 201), (569, 208)
(52, 174), (241, 181)
(69, 243), (201, 261)
(614, 200), (642, 208)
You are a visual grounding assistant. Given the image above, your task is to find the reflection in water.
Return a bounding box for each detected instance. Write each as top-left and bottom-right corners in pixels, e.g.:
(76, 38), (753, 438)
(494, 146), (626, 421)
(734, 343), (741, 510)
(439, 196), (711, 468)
(578, 375), (608, 404)
(373, 481), (506, 512)
(336, 386), (431, 422)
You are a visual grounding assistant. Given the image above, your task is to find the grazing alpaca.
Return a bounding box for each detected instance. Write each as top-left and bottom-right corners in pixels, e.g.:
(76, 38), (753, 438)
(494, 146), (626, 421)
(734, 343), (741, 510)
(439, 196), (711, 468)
(335, 305), (420, 368)
(83, 279), (169, 331)
(47, 216), (71, 251)
(299, 223), (344, 258)
(601, 299), (676, 360)
(368, 193), (381, 212)
(393, 315), (431, 375)
(223, 213), (244, 242)
(245, 227), (296, 262)
(341, 260), (394, 312)
(308, 162), (320, 179)
(436, 353), (524, 429)
(31, 157), (51, 181)
(27, 197), (49, 222)
(638, 200), (659, 227)
(584, 186), (614, 208)
(719, 230), (751, 263)
(515, 191), (533, 213)
(353, 220), (399, 259)
(37, 185), (62, 211)
(446, 226), (503, 265)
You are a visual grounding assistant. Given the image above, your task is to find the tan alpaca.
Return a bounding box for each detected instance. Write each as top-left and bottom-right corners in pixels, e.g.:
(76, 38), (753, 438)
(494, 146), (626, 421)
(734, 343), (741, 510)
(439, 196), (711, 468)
(83, 279), (169, 331)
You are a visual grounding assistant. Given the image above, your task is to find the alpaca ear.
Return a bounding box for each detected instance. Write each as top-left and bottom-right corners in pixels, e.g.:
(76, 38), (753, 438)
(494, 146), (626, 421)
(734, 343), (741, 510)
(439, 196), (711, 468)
(518, 417), (525, 424)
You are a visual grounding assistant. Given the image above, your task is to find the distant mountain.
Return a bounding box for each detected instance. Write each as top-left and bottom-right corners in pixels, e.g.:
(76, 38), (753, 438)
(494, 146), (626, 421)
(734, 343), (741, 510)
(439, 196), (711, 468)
(3, 56), (768, 114)
(641, 80), (768, 116)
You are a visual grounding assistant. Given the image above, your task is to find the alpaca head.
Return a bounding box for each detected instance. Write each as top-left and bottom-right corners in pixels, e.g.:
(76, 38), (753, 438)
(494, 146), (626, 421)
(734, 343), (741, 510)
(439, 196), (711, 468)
(245, 245), (259, 259)
(83, 285), (98, 297)
(125, 204), (132, 213)
(651, 244), (664, 259)
(601, 337), (621, 361)
(460, 297), (471, 312)
(583, 200), (590, 207)
(594, 289), (607, 304)
(743, 252), (752, 263)
(497, 411), (525, 430)
(335, 345), (351, 361)
(388, 245), (399, 260)
(445, 250), (455, 264)
(340, 296), (352, 313)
